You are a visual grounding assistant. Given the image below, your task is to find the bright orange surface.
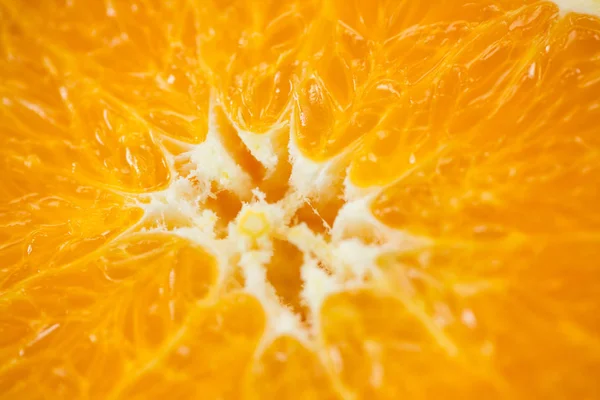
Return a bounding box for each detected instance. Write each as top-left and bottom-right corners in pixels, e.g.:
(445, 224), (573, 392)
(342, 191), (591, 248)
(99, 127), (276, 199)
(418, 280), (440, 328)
(1, 0), (600, 398)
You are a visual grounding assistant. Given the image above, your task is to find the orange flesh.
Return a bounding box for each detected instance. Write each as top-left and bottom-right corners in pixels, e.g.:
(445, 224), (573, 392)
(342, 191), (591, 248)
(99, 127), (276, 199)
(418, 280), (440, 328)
(1, 0), (600, 398)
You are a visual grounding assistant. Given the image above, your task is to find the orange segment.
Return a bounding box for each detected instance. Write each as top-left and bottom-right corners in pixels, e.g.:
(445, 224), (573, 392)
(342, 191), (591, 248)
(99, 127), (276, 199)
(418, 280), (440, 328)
(293, 0), (557, 164)
(0, 131), (143, 288)
(244, 335), (339, 400)
(7, 0), (180, 71)
(1, 31), (171, 192)
(95, 68), (211, 145)
(265, 239), (305, 315)
(66, 92), (170, 191)
(377, 238), (600, 398)
(350, 1), (561, 186)
(119, 293), (265, 400)
(321, 290), (498, 398)
(0, 233), (219, 398)
(370, 10), (600, 237)
(197, 0), (316, 132)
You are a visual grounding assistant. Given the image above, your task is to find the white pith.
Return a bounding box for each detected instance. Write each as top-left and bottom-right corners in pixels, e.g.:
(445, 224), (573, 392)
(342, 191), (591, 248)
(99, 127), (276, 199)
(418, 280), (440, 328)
(554, 0), (600, 15)
(131, 94), (412, 344)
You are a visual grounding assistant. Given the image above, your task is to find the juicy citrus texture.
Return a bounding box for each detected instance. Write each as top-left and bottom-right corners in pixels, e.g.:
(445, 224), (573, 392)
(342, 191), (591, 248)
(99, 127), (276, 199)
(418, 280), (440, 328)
(1, 0), (600, 398)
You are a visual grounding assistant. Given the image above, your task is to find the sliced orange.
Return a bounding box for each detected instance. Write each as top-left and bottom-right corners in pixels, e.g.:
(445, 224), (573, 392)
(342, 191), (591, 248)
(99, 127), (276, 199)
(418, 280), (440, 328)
(1, 0), (600, 398)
